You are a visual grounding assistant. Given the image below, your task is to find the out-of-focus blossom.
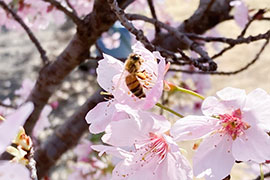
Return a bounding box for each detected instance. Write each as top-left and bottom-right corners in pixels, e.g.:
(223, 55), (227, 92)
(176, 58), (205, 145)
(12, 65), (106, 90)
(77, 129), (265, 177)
(32, 105), (52, 137)
(0, 102), (33, 154)
(246, 161), (270, 179)
(92, 105), (193, 180)
(68, 158), (111, 180)
(97, 22), (132, 59)
(182, 67), (211, 95)
(2, 0), (65, 30)
(50, 101), (59, 110)
(0, 161), (30, 180)
(68, 139), (112, 180)
(74, 139), (92, 162)
(68, 0), (94, 17)
(171, 87), (270, 180)
(101, 31), (121, 50)
(231, 0), (249, 29)
(15, 79), (34, 102)
(86, 42), (167, 133)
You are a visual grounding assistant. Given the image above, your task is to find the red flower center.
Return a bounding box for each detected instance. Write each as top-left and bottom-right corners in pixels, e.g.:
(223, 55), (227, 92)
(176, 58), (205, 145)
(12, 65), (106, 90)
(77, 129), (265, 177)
(219, 109), (250, 140)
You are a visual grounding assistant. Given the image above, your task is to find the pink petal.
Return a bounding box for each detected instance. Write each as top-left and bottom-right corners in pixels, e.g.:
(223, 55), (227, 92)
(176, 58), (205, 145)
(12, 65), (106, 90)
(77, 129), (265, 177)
(243, 88), (270, 130)
(74, 139), (92, 162)
(0, 161), (30, 180)
(157, 152), (193, 180)
(202, 96), (229, 116)
(97, 54), (123, 93)
(91, 145), (132, 160)
(171, 115), (219, 141)
(102, 118), (143, 147)
(0, 102), (33, 154)
(202, 87), (246, 116)
(85, 101), (116, 134)
(232, 126), (270, 163)
(143, 57), (166, 110)
(216, 87), (246, 105)
(193, 133), (234, 180)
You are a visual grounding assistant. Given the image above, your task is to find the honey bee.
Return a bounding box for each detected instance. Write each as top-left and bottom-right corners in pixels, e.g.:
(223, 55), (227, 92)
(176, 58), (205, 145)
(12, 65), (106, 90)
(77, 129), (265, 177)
(124, 53), (147, 99)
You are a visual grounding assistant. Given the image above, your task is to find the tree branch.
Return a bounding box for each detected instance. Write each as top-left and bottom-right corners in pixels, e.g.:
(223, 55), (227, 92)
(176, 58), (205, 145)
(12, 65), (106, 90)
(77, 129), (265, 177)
(125, 13), (217, 71)
(42, 0), (82, 27)
(34, 90), (104, 178)
(153, 0), (234, 52)
(0, 1), (49, 65)
(24, 0), (132, 135)
(147, 0), (160, 34)
(170, 37), (270, 75)
(65, 0), (78, 17)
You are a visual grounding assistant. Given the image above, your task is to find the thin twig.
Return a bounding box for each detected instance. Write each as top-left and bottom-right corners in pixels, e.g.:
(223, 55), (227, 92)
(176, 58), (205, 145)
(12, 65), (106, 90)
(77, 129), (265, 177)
(107, 0), (184, 65)
(0, 101), (17, 109)
(126, 13), (217, 71)
(255, 172), (270, 180)
(170, 38), (270, 75)
(211, 9), (260, 60)
(185, 30), (270, 45)
(0, 1), (49, 65)
(147, 0), (160, 34)
(27, 148), (38, 180)
(42, 0), (82, 26)
(65, 0), (78, 17)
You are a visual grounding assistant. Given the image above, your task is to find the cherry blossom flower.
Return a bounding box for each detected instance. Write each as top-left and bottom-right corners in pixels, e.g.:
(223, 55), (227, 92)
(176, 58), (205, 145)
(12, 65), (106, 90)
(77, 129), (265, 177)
(171, 87), (270, 180)
(0, 161), (30, 180)
(101, 42), (166, 109)
(91, 104), (193, 180)
(86, 42), (167, 133)
(0, 102), (33, 154)
(101, 31), (121, 50)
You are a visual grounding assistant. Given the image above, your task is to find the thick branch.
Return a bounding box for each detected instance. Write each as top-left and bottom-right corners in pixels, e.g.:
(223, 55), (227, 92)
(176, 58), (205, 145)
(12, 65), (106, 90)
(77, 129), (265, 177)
(34, 90), (104, 178)
(0, 1), (49, 65)
(153, 0), (233, 52)
(24, 0), (132, 135)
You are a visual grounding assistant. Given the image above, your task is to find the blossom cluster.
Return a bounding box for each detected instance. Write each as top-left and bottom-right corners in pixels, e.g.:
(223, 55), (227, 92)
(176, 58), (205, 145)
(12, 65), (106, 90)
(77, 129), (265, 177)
(85, 42), (270, 180)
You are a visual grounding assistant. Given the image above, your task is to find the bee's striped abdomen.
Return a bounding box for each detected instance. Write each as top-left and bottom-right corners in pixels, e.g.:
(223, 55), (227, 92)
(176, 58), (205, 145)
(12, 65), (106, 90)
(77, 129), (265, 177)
(126, 74), (146, 98)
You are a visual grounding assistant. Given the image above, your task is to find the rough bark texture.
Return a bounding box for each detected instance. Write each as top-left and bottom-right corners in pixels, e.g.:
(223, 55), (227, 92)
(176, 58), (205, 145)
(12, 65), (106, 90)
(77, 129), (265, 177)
(153, 0), (233, 52)
(35, 90), (103, 178)
(24, 0), (130, 134)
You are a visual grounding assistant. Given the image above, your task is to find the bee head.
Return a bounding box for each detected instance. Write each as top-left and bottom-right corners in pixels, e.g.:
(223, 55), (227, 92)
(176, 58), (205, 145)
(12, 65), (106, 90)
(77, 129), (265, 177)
(129, 53), (141, 62)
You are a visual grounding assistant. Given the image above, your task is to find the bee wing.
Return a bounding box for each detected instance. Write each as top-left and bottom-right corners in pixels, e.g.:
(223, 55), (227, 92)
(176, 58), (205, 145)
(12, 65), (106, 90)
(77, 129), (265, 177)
(113, 67), (127, 94)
